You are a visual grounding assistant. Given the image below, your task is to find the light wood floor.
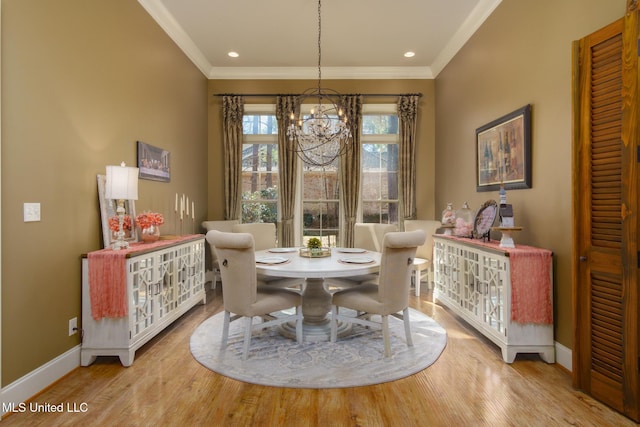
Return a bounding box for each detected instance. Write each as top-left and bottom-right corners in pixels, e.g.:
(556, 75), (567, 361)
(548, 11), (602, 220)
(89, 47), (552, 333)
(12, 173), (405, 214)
(2, 286), (636, 427)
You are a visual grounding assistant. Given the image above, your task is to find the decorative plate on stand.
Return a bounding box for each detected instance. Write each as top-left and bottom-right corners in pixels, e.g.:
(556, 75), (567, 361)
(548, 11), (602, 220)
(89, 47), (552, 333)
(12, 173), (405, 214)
(473, 200), (498, 240)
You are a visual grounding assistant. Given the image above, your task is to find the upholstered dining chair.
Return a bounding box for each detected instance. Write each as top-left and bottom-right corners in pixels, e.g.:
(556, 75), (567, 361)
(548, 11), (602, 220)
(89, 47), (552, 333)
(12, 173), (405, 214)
(208, 230), (303, 360)
(330, 229), (426, 358)
(325, 223), (397, 290)
(353, 223), (397, 252)
(232, 222), (303, 291)
(202, 219), (240, 289)
(404, 219), (441, 296)
(232, 222), (276, 251)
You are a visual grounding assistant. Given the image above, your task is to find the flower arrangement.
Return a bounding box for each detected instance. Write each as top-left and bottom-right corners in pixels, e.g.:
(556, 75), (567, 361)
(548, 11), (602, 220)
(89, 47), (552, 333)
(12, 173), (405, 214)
(108, 215), (132, 232)
(135, 212), (165, 230)
(307, 237), (322, 249)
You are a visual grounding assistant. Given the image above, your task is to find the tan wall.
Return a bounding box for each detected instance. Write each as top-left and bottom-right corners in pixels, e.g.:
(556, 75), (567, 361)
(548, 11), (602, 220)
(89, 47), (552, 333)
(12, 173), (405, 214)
(1, 0), (208, 385)
(435, 0), (627, 348)
(207, 80), (436, 224)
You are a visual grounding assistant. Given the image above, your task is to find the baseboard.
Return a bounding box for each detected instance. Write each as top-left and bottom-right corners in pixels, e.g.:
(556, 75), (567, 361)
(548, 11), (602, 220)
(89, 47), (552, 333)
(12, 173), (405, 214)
(555, 341), (572, 372)
(1, 345), (81, 415)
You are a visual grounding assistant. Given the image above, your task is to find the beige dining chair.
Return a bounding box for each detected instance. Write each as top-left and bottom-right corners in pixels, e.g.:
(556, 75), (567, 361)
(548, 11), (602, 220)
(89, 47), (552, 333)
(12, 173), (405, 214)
(232, 222), (276, 251)
(353, 223), (397, 252)
(202, 219), (240, 289)
(404, 219), (441, 296)
(330, 230), (426, 358)
(232, 222), (303, 290)
(325, 223), (397, 290)
(208, 230), (303, 360)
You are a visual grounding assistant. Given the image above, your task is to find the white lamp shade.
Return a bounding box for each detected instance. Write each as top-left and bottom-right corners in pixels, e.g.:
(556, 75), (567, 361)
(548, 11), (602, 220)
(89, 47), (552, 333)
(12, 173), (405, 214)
(105, 164), (139, 200)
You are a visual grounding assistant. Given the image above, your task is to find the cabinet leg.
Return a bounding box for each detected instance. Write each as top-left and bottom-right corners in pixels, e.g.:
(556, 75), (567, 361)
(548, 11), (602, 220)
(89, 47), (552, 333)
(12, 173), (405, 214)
(539, 348), (556, 364)
(502, 347), (517, 363)
(118, 351), (135, 367)
(80, 352), (97, 367)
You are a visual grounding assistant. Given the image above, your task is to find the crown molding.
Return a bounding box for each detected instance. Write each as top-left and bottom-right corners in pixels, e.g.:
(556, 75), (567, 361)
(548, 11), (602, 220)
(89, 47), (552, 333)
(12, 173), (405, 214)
(207, 66), (434, 80)
(137, 0), (213, 76)
(430, 0), (503, 76)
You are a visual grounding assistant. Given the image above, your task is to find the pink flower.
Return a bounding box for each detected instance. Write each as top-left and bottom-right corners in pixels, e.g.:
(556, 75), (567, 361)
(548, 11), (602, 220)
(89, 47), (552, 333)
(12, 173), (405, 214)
(135, 212), (164, 229)
(108, 215), (132, 232)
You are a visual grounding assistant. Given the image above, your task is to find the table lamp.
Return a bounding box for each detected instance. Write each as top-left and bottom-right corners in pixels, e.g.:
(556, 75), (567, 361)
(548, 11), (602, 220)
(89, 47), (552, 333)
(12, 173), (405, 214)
(105, 162), (139, 250)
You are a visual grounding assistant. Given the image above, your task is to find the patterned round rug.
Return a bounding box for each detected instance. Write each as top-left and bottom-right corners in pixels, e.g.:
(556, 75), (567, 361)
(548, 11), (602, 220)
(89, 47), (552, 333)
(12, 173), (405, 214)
(190, 308), (447, 388)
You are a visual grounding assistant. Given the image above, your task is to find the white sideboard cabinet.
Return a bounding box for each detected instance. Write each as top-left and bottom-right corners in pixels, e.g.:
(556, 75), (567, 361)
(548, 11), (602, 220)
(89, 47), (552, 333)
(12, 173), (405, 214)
(433, 235), (555, 363)
(81, 235), (206, 366)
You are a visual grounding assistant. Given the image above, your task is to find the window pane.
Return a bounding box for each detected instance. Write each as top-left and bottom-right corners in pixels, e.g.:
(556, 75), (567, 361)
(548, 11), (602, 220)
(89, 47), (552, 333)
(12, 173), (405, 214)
(362, 114), (398, 135)
(362, 144), (398, 199)
(241, 142), (278, 224)
(302, 201), (339, 247)
(243, 115), (278, 134)
(361, 143), (399, 225)
(362, 202), (398, 224)
(241, 201), (277, 224)
(242, 144), (279, 196)
(302, 164), (339, 200)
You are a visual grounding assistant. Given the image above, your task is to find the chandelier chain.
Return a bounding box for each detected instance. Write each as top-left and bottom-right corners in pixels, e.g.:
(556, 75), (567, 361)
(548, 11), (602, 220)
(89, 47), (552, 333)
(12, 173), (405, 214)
(317, 0), (322, 93)
(286, 0), (351, 167)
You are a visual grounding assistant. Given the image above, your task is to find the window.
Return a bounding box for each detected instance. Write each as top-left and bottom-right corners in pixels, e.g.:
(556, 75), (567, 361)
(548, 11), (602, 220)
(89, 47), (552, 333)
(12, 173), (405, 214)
(241, 110), (279, 225)
(361, 110), (399, 225)
(301, 159), (340, 247)
(237, 104), (401, 247)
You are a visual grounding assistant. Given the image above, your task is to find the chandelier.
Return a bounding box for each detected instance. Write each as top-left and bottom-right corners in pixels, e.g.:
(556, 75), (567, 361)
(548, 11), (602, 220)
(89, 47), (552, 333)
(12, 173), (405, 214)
(287, 0), (351, 167)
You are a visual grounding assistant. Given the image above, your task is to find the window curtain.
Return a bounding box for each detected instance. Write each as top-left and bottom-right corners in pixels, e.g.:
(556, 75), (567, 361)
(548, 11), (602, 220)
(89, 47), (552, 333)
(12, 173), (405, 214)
(276, 96), (299, 247)
(339, 95), (363, 247)
(222, 95), (244, 221)
(398, 95), (419, 224)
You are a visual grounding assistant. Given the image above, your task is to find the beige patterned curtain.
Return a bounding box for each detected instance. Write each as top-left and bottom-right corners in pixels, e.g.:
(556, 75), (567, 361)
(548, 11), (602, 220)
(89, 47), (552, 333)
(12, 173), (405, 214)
(222, 95), (244, 221)
(398, 95), (419, 223)
(339, 95), (363, 247)
(276, 96), (299, 247)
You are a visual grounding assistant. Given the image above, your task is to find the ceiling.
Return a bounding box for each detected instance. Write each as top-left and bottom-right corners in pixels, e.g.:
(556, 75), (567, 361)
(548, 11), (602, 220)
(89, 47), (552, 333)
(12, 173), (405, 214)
(138, 0), (502, 80)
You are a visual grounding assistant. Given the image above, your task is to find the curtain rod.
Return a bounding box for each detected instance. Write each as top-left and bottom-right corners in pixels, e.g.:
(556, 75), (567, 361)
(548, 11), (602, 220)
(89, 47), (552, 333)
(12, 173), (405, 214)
(212, 93), (422, 98)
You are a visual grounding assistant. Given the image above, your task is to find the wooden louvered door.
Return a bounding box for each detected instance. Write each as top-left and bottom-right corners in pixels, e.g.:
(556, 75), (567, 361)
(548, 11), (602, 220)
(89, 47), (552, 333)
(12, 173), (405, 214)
(572, 5), (639, 422)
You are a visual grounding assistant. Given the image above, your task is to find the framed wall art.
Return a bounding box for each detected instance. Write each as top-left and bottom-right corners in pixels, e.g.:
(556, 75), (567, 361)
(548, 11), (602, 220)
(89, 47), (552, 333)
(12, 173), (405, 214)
(476, 104), (531, 192)
(97, 174), (138, 248)
(137, 141), (171, 182)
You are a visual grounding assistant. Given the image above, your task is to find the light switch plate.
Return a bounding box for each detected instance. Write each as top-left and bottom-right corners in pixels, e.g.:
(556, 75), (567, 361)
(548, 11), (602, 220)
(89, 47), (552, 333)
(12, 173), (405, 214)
(24, 203), (41, 222)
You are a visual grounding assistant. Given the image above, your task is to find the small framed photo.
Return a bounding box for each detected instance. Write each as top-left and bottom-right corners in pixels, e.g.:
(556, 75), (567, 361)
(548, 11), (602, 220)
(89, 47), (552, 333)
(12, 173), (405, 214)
(476, 104), (531, 192)
(137, 141), (170, 182)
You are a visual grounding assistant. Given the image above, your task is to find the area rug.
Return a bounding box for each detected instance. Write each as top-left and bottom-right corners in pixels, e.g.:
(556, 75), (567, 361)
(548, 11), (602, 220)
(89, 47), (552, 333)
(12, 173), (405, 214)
(190, 308), (447, 388)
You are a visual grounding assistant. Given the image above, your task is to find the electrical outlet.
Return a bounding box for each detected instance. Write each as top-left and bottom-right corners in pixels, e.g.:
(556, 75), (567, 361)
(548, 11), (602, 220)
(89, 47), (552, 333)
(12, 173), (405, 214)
(69, 317), (78, 336)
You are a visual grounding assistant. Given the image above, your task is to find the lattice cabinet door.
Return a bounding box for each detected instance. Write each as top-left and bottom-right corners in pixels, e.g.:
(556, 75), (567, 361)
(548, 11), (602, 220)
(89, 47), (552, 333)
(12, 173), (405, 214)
(129, 254), (157, 342)
(158, 248), (177, 320)
(480, 253), (508, 336)
(175, 240), (205, 305)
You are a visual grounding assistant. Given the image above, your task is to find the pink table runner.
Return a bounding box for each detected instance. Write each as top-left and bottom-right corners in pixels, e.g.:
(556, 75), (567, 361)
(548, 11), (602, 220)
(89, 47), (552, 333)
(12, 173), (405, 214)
(87, 235), (201, 320)
(440, 236), (553, 324)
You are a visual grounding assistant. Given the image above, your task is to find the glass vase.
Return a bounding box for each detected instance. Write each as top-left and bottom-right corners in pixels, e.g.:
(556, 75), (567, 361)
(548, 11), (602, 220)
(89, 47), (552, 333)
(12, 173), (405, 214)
(140, 225), (161, 243)
(441, 203), (455, 225)
(454, 202), (475, 237)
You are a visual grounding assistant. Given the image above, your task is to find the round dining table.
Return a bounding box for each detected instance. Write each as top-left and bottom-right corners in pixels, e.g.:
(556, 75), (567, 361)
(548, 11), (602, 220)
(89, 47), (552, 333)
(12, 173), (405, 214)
(254, 247), (381, 342)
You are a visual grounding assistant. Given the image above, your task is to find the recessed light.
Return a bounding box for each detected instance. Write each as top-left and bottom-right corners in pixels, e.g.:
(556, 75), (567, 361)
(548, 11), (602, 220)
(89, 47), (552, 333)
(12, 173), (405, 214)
(228, 51), (239, 58)
(404, 51), (415, 58)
